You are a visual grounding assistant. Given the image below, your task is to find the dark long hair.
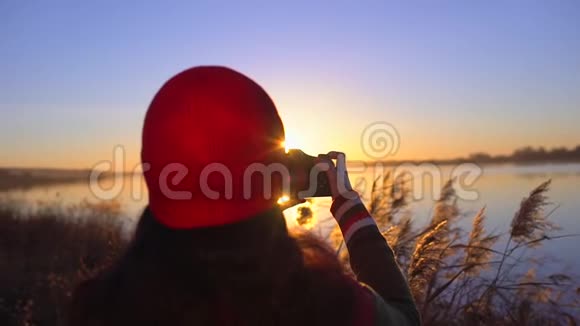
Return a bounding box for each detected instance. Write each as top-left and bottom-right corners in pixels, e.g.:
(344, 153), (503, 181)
(68, 207), (358, 326)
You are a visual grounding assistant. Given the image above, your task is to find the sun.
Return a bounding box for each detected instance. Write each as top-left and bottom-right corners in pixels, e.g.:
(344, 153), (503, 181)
(280, 141), (289, 153)
(282, 133), (303, 153)
(277, 195), (290, 205)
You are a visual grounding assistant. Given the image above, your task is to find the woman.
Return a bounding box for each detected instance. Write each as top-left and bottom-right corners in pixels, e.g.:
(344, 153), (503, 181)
(69, 66), (420, 325)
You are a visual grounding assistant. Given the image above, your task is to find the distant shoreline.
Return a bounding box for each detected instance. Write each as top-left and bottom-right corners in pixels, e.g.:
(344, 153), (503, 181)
(4, 144), (580, 172)
(2, 160), (580, 192)
(373, 158), (580, 167)
(374, 144), (580, 166)
(0, 169), (127, 192)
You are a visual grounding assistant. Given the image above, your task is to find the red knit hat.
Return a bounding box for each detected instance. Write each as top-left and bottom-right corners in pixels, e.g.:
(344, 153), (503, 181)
(141, 66), (286, 229)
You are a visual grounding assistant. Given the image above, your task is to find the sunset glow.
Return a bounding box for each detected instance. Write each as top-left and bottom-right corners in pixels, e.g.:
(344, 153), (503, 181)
(1, 2), (579, 168)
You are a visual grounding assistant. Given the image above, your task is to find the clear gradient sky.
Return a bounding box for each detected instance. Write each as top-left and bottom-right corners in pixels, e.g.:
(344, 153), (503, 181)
(1, 1), (579, 168)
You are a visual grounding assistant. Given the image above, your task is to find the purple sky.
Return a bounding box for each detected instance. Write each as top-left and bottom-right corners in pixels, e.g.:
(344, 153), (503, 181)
(1, 1), (579, 168)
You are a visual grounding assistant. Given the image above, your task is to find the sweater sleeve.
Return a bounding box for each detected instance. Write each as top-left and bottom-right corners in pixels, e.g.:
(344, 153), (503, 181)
(331, 191), (421, 325)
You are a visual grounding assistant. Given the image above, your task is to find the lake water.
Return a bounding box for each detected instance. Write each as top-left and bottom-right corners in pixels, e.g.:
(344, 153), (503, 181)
(2, 163), (579, 274)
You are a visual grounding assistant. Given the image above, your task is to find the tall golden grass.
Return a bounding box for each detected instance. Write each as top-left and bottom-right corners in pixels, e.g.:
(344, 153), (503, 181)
(323, 175), (579, 325)
(0, 200), (127, 325)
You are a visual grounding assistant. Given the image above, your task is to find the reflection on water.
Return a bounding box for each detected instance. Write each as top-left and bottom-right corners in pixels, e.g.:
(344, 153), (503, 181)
(2, 163), (580, 271)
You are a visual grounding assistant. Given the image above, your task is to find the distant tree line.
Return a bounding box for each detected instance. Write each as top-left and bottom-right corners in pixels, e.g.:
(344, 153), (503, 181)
(468, 145), (580, 163)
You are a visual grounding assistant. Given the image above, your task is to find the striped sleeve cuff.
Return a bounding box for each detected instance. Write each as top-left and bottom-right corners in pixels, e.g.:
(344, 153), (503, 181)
(330, 191), (378, 244)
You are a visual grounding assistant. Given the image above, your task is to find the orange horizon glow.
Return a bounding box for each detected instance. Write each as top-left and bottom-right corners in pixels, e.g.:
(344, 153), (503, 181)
(1, 83), (578, 170)
(3, 134), (580, 170)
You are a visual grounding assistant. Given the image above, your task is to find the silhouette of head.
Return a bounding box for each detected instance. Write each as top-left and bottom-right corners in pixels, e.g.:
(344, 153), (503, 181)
(142, 66), (286, 228)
